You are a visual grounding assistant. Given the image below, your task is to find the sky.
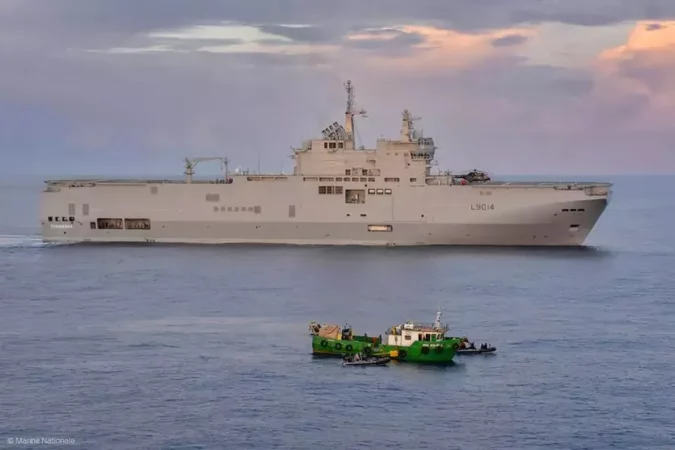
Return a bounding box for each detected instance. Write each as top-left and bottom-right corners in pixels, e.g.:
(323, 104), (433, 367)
(1, 0), (675, 176)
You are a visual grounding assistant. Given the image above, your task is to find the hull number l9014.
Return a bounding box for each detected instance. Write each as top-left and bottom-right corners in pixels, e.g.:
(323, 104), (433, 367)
(471, 204), (495, 210)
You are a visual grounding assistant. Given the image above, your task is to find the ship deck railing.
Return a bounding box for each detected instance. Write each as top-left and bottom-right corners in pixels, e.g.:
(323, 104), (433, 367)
(424, 176), (612, 189)
(399, 321), (449, 332)
(43, 174), (289, 187)
(44, 176), (613, 190)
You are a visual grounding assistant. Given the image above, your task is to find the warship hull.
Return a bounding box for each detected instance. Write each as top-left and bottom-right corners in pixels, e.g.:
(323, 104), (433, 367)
(40, 179), (609, 246)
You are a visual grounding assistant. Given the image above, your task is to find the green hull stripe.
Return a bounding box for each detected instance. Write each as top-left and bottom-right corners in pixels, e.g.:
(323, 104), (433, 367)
(312, 335), (461, 363)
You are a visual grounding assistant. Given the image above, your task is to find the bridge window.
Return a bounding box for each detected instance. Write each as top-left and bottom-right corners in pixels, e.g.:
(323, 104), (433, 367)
(410, 178), (417, 182)
(376, 189), (383, 195)
(345, 189), (366, 204)
(324, 142), (328, 148)
(90, 222), (96, 229)
(368, 189), (375, 194)
(345, 169), (351, 175)
(362, 169), (368, 176)
(319, 186), (343, 195)
(338, 142), (344, 149)
(385, 189), (392, 195)
(384, 177), (400, 182)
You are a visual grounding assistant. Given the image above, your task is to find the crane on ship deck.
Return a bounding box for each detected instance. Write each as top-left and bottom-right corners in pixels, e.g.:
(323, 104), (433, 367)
(183, 157), (231, 184)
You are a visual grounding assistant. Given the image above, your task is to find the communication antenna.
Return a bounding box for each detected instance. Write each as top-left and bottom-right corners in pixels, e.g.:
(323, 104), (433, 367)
(343, 80), (368, 147)
(401, 109), (421, 143)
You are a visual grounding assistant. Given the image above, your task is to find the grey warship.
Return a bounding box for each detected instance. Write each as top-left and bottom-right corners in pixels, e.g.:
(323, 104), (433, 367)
(40, 80), (611, 246)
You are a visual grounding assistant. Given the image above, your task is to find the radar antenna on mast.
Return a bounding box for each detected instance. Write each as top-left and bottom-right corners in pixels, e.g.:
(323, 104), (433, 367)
(343, 80), (367, 146)
(401, 109), (421, 143)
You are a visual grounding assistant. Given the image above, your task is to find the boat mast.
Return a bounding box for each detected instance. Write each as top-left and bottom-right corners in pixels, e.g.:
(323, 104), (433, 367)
(343, 80), (367, 147)
(433, 307), (443, 330)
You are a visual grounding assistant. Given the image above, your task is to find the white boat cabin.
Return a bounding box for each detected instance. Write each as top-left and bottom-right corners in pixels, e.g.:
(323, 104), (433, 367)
(385, 311), (449, 347)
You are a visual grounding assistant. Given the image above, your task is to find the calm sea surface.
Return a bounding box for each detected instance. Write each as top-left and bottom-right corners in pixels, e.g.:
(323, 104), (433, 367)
(0, 175), (674, 449)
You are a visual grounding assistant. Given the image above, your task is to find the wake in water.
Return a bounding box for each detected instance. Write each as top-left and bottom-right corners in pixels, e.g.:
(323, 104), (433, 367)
(0, 234), (68, 249)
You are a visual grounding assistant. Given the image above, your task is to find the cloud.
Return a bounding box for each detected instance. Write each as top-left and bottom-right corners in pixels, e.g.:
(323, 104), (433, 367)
(2, 2), (675, 175)
(646, 23), (665, 31)
(343, 28), (427, 56)
(491, 34), (529, 47)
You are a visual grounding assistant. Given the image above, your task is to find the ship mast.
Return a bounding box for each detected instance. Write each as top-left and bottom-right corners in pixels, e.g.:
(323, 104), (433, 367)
(401, 109), (420, 143)
(343, 80), (367, 147)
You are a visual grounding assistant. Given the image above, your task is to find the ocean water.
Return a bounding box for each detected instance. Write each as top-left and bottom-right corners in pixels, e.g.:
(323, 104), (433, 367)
(0, 175), (674, 450)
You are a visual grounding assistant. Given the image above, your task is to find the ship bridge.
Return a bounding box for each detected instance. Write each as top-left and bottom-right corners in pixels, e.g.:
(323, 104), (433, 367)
(291, 90), (437, 182)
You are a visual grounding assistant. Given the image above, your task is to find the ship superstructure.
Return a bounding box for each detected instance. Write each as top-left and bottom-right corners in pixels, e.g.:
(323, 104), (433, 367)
(41, 80), (611, 246)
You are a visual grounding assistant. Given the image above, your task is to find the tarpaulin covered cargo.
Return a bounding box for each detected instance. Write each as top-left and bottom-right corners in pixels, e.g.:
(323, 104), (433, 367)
(317, 324), (341, 339)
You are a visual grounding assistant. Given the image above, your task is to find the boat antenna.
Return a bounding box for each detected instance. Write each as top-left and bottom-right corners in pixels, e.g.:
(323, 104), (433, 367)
(343, 80), (367, 148)
(433, 304), (443, 330)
